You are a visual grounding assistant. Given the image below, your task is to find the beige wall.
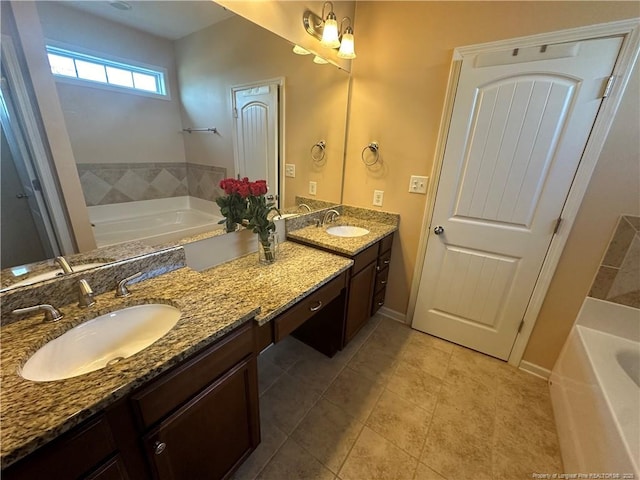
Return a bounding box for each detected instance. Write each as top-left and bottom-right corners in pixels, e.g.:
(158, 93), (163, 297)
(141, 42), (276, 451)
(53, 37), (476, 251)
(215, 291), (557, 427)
(345, 2), (639, 367)
(175, 14), (350, 206)
(37, 2), (187, 165)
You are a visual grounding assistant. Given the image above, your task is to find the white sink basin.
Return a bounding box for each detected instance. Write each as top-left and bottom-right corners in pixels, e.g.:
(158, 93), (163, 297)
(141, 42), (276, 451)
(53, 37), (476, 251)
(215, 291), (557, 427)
(11, 262), (107, 288)
(326, 225), (370, 237)
(21, 304), (181, 382)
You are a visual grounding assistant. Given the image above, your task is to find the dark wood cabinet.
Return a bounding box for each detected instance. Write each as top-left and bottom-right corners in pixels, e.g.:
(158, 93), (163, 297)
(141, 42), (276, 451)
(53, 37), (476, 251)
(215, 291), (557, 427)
(143, 358), (259, 480)
(3, 322), (259, 480)
(344, 260), (377, 343)
(372, 235), (394, 315)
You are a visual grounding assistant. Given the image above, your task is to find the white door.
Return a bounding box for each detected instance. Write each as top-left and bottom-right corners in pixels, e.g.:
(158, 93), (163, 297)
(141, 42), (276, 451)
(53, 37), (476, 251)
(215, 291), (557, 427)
(412, 37), (623, 360)
(232, 84), (279, 206)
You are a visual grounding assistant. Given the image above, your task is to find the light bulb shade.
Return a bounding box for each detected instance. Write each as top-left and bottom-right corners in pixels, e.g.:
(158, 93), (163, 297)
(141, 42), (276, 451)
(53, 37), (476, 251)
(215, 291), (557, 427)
(313, 55), (329, 64)
(292, 45), (311, 55)
(337, 32), (356, 59)
(321, 15), (340, 48)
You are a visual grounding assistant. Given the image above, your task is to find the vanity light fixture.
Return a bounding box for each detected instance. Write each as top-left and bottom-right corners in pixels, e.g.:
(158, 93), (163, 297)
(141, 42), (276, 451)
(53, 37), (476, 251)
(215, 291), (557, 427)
(313, 55), (329, 65)
(303, 4), (356, 59)
(292, 45), (311, 55)
(319, 2), (340, 48)
(337, 18), (356, 59)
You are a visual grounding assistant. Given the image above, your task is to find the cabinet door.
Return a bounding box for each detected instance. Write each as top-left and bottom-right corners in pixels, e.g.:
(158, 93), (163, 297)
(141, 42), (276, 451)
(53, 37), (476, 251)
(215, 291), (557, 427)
(144, 358), (260, 480)
(344, 261), (376, 343)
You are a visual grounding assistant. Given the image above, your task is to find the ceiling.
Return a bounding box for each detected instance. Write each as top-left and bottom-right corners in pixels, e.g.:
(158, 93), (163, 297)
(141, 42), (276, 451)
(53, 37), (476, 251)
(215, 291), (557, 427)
(61, 1), (235, 40)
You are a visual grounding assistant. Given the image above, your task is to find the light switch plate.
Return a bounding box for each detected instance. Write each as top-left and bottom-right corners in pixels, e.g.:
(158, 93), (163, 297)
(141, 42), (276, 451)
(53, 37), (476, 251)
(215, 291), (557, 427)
(309, 181), (317, 195)
(285, 164), (295, 178)
(409, 175), (428, 194)
(373, 190), (384, 206)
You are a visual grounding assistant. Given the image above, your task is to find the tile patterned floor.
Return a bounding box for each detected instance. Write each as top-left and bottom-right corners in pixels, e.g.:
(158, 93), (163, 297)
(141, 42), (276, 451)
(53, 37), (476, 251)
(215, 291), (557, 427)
(233, 315), (563, 480)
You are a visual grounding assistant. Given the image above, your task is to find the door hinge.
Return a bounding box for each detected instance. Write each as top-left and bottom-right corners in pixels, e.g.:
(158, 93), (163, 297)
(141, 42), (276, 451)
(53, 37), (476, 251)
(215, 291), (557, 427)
(518, 319), (525, 334)
(602, 75), (615, 99)
(553, 217), (562, 235)
(31, 178), (42, 192)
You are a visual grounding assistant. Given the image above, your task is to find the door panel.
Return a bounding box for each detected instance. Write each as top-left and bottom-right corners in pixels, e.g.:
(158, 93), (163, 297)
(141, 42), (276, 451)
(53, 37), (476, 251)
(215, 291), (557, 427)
(233, 84), (279, 206)
(413, 36), (623, 359)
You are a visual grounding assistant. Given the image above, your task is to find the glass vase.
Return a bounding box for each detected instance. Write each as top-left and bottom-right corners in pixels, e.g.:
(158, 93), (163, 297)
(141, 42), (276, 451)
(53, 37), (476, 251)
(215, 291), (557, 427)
(224, 220), (239, 233)
(258, 232), (278, 264)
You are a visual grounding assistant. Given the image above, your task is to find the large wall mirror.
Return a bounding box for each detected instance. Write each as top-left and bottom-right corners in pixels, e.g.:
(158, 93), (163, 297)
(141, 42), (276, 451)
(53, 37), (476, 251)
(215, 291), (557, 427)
(0, 1), (350, 286)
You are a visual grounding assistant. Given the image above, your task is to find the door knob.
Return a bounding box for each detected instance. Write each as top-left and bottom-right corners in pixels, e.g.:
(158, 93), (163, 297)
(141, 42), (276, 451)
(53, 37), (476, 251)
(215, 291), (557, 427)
(16, 193), (29, 199)
(434, 226), (444, 235)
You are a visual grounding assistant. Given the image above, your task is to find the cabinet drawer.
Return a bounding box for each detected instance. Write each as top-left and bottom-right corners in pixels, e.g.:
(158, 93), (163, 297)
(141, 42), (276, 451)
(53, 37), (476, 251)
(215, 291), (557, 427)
(376, 250), (392, 272)
(274, 272), (346, 342)
(379, 233), (394, 255)
(132, 322), (254, 428)
(4, 416), (116, 480)
(352, 244), (378, 274)
(85, 455), (129, 480)
(374, 267), (389, 293)
(372, 289), (386, 315)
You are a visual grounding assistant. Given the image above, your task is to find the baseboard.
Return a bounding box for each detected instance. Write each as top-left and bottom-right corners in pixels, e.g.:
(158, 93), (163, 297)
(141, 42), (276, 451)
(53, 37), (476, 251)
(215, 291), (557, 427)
(377, 307), (407, 324)
(519, 360), (551, 380)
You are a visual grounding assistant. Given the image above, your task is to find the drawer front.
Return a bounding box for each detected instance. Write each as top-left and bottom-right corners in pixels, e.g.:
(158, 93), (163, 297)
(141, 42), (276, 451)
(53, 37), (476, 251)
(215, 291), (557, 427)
(132, 322), (254, 428)
(374, 267), (389, 293)
(376, 250), (392, 272)
(379, 233), (394, 255)
(4, 416), (116, 480)
(274, 272), (346, 342)
(352, 244), (379, 274)
(372, 289), (386, 315)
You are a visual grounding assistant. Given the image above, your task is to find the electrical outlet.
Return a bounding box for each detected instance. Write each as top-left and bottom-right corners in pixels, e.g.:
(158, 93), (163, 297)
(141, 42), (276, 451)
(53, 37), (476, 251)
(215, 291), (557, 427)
(285, 164), (296, 178)
(373, 190), (384, 206)
(409, 175), (428, 194)
(309, 181), (317, 195)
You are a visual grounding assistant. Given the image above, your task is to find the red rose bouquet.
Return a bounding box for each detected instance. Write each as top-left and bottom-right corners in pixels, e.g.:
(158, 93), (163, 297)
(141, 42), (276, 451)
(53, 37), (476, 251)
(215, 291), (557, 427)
(216, 177), (280, 262)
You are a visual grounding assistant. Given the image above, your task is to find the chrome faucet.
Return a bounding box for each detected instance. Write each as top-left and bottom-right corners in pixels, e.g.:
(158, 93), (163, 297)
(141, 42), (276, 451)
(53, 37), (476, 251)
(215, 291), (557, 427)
(77, 279), (95, 308)
(12, 304), (64, 322)
(115, 272), (142, 298)
(298, 203), (312, 212)
(322, 209), (340, 226)
(54, 256), (74, 274)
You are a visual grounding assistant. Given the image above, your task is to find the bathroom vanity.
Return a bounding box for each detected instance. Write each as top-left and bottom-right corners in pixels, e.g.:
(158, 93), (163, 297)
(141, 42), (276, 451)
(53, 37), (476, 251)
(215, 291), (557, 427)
(1, 207), (397, 479)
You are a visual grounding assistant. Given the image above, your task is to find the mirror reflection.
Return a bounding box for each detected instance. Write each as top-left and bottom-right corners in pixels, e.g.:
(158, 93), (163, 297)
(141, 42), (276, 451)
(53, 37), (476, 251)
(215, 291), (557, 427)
(0, 0), (349, 285)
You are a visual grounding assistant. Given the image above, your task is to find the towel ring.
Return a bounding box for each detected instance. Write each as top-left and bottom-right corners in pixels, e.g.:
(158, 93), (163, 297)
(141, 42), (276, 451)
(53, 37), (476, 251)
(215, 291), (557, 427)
(311, 140), (326, 163)
(361, 142), (380, 166)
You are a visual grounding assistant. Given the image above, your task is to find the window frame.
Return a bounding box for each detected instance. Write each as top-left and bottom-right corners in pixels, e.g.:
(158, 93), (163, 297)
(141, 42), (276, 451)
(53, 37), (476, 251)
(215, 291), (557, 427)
(45, 42), (171, 100)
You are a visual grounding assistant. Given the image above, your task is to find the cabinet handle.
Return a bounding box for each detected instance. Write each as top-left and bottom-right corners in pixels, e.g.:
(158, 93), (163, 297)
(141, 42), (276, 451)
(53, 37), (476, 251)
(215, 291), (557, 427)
(309, 300), (323, 312)
(383, 259), (390, 265)
(154, 441), (166, 455)
(377, 301), (384, 307)
(380, 280), (387, 285)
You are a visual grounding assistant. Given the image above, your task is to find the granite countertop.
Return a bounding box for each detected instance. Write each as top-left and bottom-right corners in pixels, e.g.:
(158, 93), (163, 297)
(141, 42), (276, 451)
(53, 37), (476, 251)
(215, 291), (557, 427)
(199, 241), (353, 326)
(286, 215), (398, 256)
(0, 241), (352, 468)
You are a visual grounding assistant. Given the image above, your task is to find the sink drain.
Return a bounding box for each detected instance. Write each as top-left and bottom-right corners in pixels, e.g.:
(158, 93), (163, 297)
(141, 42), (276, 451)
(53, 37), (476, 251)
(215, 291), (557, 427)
(106, 356), (125, 367)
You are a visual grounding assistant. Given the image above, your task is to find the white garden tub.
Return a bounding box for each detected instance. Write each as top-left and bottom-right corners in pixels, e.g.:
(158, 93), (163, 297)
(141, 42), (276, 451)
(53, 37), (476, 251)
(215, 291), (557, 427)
(550, 297), (640, 477)
(89, 197), (223, 247)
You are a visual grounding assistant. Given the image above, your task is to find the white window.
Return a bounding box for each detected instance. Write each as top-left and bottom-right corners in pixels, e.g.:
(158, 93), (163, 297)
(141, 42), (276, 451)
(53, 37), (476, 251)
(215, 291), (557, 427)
(46, 45), (166, 97)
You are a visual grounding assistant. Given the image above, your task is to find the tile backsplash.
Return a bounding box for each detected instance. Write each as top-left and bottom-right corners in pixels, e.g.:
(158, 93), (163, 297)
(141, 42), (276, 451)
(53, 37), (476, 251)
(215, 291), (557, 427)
(77, 162), (226, 206)
(589, 215), (640, 308)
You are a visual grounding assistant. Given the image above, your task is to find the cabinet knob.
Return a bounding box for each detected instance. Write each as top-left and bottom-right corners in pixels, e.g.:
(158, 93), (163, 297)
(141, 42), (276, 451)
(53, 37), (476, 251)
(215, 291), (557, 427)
(383, 259), (390, 265)
(309, 300), (323, 312)
(377, 301), (384, 307)
(380, 280), (387, 285)
(154, 441), (166, 455)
